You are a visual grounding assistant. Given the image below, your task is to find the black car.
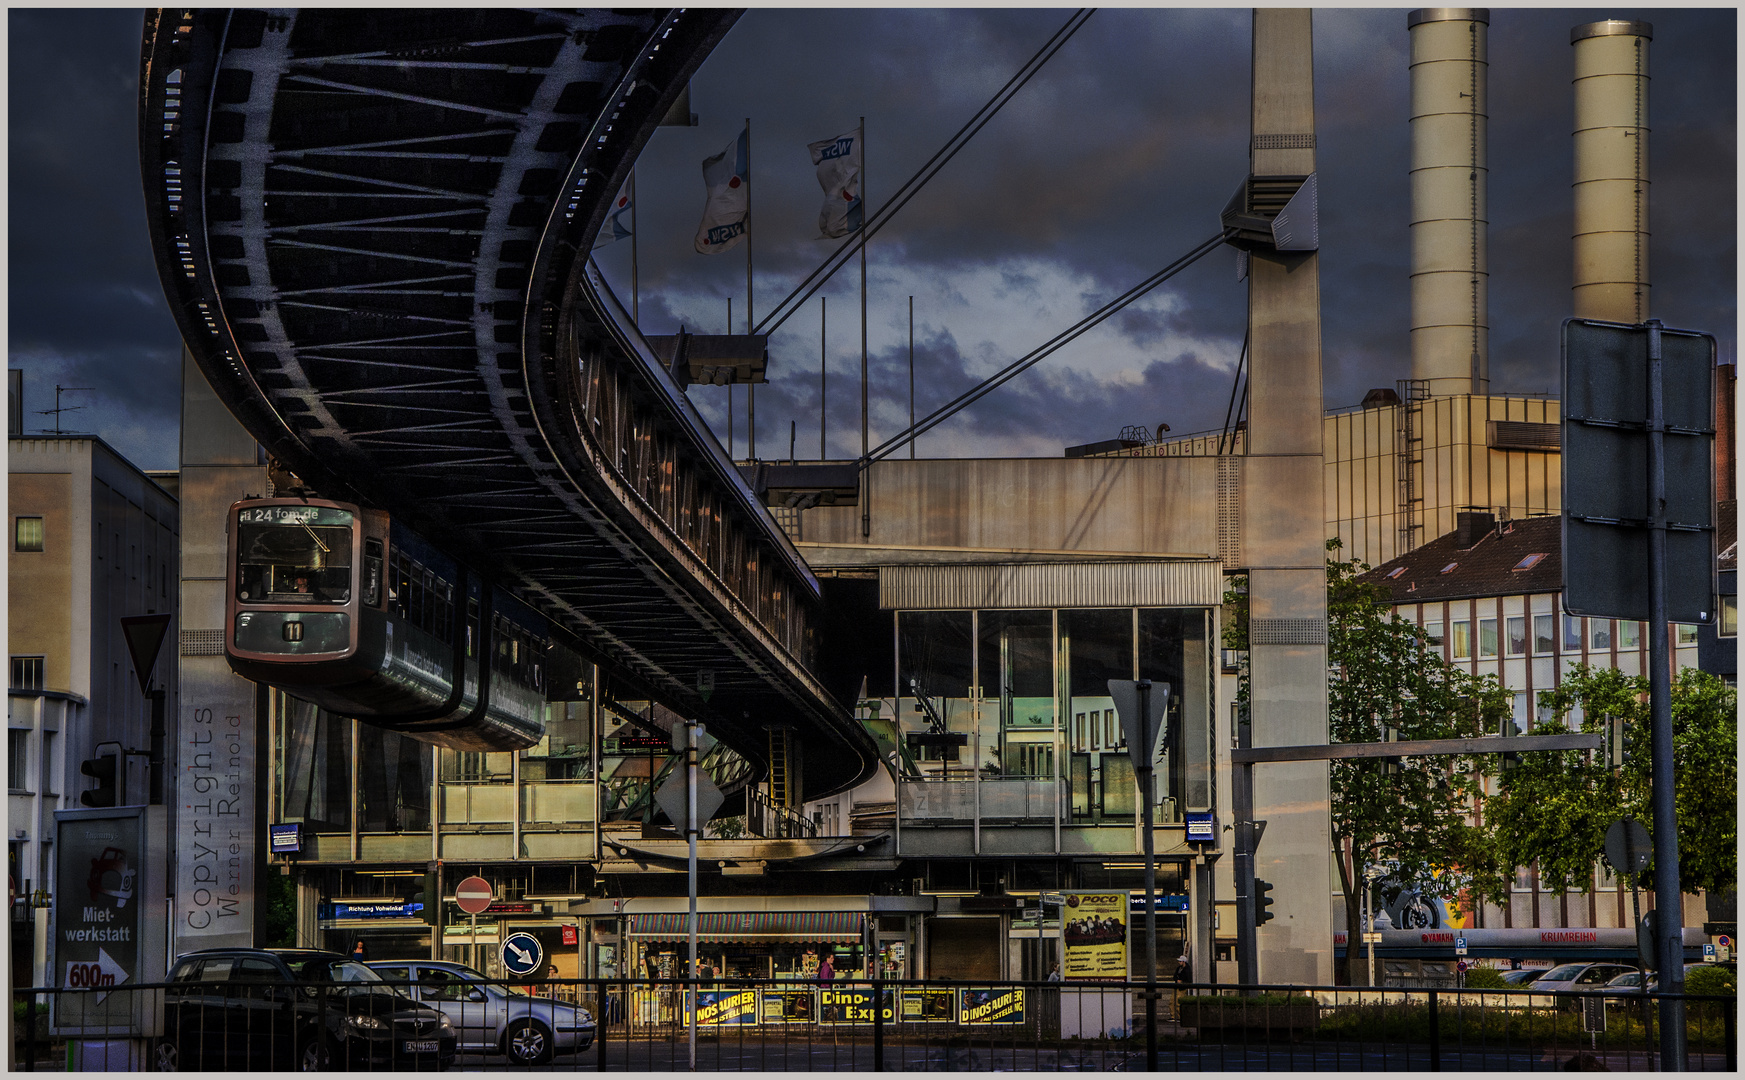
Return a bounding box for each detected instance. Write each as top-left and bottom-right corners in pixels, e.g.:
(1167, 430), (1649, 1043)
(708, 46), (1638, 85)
(154, 948), (457, 1071)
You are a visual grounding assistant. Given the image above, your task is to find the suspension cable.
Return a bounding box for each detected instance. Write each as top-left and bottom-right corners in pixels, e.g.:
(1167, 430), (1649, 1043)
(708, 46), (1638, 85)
(752, 9), (1096, 338)
(861, 229), (1234, 466)
(1216, 328), (1249, 456)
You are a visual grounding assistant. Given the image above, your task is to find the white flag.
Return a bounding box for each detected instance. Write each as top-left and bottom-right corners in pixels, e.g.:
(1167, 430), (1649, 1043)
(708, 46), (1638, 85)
(694, 126), (749, 255)
(592, 183), (634, 250)
(808, 127), (863, 239)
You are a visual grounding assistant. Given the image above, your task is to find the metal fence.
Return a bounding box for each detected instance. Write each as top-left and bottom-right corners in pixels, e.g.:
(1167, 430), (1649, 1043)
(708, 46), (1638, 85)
(12, 976), (1737, 1071)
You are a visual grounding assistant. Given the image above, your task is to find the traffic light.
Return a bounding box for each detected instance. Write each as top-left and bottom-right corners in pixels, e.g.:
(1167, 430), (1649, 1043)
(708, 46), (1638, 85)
(1255, 879), (1276, 926)
(80, 751), (119, 808)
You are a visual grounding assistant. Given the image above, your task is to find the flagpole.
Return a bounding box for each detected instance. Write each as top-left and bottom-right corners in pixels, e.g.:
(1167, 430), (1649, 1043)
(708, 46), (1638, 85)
(745, 118), (756, 462)
(820, 296), (827, 460)
(908, 295), (915, 460)
(859, 117), (870, 538)
(630, 168), (639, 326)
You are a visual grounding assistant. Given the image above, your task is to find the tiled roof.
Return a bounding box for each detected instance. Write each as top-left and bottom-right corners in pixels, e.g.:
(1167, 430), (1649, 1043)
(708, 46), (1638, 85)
(1360, 515), (1563, 603)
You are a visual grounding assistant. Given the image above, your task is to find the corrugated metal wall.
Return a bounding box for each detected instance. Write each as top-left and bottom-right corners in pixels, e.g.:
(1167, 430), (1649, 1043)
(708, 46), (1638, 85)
(879, 560), (1222, 610)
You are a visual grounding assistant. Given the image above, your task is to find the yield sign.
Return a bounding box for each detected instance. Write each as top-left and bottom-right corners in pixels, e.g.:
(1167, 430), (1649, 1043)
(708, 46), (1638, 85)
(1108, 679), (1171, 774)
(654, 769), (724, 833)
(120, 614), (172, 694)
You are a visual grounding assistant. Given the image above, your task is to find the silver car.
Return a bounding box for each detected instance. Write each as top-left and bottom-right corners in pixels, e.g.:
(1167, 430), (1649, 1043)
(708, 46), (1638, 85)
(1531, 962), (1635, 1008)
(368, 960), (595, 1066)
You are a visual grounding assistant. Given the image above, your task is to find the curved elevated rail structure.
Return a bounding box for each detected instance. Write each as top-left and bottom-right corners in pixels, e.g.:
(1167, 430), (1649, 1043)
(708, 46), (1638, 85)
(140, 7), (878, 797)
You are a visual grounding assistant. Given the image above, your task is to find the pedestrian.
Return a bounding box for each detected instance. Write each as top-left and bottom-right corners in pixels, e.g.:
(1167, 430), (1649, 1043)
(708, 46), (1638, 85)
(349, 939), (368, 963)
(818, 952), (837, 1044)
(1047, 961), (1063, 983)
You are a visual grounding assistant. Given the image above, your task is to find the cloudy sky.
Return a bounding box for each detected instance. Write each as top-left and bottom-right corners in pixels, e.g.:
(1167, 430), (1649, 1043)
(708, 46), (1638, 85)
(9, 7), (1736, 471)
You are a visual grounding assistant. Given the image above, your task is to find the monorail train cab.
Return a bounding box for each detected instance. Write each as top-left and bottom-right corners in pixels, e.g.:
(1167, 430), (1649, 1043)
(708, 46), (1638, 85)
(226, 497), (550, 752)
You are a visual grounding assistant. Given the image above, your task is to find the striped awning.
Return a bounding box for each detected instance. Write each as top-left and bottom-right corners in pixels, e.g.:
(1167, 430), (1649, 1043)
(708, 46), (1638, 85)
(627, 912), (864, 941)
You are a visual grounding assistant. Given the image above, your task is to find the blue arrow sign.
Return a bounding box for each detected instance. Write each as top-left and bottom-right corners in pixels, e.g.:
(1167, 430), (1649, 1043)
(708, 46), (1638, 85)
(500, 932), (544, 977)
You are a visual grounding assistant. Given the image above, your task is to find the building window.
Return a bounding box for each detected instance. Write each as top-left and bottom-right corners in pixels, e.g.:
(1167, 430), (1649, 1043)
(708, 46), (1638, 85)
(1512, 553), (1547, 572)
(1719, 596), (1736, 638)
(1590, 620), (1613, 651)
(1505, 616), (1525, 656)
(7, 729), (28, 791)
(1676, 624), (1698, 645)
(1618, 621), (1640, 649)
(1422, 621), (1444, 648)
(10, 656), (44, 691)
(1563, 615), (1584, 651)
(1510, 691), (1529, 735)
(1597, 862), (1619, 891)
(14, 517), (43, 552)
(1513, 864), (1534, 892)
(1533, 614), (1555, 655)
(1451, 620), (1471, 659)
(1478, 618), (1498, 658)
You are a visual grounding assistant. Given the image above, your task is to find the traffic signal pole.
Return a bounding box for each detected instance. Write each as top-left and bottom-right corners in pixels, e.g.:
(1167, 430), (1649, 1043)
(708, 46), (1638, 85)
(1233, 707), (1259, 989)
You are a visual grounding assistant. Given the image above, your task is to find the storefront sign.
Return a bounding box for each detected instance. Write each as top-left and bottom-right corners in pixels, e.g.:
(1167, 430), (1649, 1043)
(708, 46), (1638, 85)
(268, 822), (302, 854)
(900, 987), (956, 1023)
(323, 900), (424, 920)
(759, 987), (816, 1024)
(1130, 893), (1190, 913)
(604, 736), (671, 755)
(688, 988), (756, 1026)
(51, 807), (166, 1036)
(819, 986), (892, 1025)
(1062, 891), (1129, 979)
(561, 924), (579, 946)
(485, 901), (536, 914)
(958, 987), (1026, 1025)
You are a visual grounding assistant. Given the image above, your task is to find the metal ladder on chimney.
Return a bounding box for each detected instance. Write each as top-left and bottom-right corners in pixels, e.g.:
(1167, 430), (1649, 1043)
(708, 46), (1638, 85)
(1396, 379), (1430, 554)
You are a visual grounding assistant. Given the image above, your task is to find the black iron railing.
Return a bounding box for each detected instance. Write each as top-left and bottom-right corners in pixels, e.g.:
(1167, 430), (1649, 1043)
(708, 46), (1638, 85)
(13, 976), (1737, 1071)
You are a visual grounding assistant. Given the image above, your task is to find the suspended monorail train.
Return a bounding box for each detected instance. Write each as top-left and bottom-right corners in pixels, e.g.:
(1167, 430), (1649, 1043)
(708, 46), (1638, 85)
(226, 497), (554, 752)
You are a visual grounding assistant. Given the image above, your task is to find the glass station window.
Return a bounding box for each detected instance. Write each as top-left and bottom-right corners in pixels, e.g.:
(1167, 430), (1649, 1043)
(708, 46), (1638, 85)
(357, 726), (432, 834)
(978, 611), (1052, 777)
(897, 611), (975, 767)
(277, 694), (352, 833)
(236, 505), (354, 604)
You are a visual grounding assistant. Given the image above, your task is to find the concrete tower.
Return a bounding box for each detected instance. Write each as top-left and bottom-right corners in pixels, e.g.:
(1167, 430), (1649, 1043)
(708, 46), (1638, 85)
(1408, 9), (1489, 396)
(1571, 20), (1651, 323)
(1240, 7), (1334, 988)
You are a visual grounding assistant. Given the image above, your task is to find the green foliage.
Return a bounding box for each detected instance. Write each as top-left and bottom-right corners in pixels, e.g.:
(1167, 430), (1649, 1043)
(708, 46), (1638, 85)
(707, 815), (747, 840)
(1312, 998), (1731, 1050)
(1323, 540), (1512, 933)
(1461, 965), (1508, 989)
(1487, 665), (1737, 896)
(1684, 964), (1736, 997)
(262, 870), (298, 948)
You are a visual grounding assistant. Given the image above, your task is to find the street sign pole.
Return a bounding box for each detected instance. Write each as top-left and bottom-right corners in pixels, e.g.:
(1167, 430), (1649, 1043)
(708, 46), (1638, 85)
(1233, 705), (1258, 990)
(687, 718), (699, 1072)
(1139, 681), (1158, 1074)
(1644, 321), (1687, 1070)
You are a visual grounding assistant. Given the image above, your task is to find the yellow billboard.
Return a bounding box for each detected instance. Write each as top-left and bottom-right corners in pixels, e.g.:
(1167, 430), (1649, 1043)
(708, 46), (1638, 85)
(1062, 891), (1129, 979)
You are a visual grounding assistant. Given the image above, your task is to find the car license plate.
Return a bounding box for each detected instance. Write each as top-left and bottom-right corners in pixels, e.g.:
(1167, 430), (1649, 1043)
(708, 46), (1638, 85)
(403, 1039), (439, 1054)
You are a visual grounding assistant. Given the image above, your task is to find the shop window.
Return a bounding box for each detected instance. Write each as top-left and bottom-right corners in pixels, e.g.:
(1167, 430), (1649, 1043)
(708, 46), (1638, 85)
(1506, 616), (1526, 656)
(1563, 615), (1584, 651)
(14, 517), (42, 552)
(1533, 614), (1555, 655)
(1589, 620), (1612, 651)
(1618, 621), (1640, 649)
(1450, 620), (1471, 659)
(11, 656), (44, 691)
(1478, 618), (1498, 658)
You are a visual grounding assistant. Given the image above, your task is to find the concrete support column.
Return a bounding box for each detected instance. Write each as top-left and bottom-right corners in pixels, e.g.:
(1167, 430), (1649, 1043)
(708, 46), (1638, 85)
(1409, 9), (1489, 395)
(1242, 7), (1334, 988)
(1572, 20), (1651, 323)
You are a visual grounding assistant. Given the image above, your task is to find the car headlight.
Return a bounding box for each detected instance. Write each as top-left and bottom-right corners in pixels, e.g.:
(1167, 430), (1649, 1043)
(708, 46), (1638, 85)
(574, 1010), (594, 1027)
(437, 1014), (454, 1034)
(345, 1014), (388, 1033)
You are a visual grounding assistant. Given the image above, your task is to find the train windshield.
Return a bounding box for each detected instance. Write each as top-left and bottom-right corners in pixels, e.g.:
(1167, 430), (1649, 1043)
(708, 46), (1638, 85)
(236, 506), (355, 605)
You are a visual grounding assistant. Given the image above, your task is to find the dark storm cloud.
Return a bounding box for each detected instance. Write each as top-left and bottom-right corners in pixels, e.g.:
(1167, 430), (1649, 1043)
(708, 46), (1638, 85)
(9, 9), (184, 468)
(8, 8), (1734, 468)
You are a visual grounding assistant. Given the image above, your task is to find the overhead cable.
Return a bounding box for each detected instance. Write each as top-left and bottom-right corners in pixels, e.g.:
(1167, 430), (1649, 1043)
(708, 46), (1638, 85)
(861, 229), (1234, 466)
(752, 8), (1096, 338)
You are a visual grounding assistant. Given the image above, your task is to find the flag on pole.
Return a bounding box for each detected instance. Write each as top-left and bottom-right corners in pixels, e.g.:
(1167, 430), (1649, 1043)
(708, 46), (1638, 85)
(694, 126), (750, 254)
(592, 182), (634, 250)
(808, 127), (863, 238)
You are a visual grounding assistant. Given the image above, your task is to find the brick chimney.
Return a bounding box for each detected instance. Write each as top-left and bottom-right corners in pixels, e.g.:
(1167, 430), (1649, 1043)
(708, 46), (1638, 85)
(1455, 510), (1496, 548)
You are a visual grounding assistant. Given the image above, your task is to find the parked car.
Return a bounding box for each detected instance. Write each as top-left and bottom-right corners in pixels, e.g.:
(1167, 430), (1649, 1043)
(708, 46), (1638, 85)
(155, 948), (456, 1072)
(1602, 969), (1653, 1005)
(1530, 962), (1637, 1007)
(1499, 968), (1545, 986)
(366, 960), (595, 1066)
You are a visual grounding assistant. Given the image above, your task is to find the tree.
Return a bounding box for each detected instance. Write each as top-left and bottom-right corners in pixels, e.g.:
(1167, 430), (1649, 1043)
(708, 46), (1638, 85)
(1323, 541), (1510, 984)
(1485, 664), (1737, 898)
(1227, 542), (1511, 984)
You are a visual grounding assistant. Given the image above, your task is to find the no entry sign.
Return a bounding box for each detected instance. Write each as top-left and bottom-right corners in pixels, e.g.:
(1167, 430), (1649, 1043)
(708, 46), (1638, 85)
(455, 876), (494, 915)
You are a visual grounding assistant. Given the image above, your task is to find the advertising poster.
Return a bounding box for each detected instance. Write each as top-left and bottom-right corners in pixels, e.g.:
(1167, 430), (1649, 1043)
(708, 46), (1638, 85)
(818, 985), (892, 1025)
(900, 987), (956, 1023)
(688, 988), (756, 1026)
(1062, 891), (1129, 979)
(958, 987), (1027, 1025)
(759, 987), (817, 1024)
(51, 807), (165, 1035)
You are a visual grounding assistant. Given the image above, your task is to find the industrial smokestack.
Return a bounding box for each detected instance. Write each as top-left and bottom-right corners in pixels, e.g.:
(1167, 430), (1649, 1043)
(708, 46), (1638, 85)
(1571, 20), (1651, 324)
(1408, 9), (1489, 397)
